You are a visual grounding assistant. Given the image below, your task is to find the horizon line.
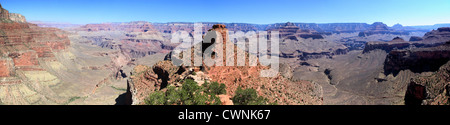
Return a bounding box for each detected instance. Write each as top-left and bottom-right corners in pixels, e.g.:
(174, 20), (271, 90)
(27, 20), (450, 27)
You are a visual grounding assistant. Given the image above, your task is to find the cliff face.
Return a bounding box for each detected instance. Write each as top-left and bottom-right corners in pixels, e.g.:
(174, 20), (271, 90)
(377, 40), (450, 105)
(362, 39), (413, 54)
(0, 14), (70, 71)
(384, 42), (450, 76)
(422, 27), (450, 43)
(0, 4), (72, 104)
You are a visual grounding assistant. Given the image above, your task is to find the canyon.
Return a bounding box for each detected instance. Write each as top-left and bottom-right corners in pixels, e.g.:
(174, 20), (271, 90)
(1, 3), (449, 105)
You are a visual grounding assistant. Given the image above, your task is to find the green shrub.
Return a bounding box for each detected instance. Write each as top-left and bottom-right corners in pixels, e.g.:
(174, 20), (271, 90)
(232, 87), (269, 105)
(203, 81), (226, 95)
(144, 79), (222, 105)
(145, 91), (166, 105)
(164, 86), (180, 105)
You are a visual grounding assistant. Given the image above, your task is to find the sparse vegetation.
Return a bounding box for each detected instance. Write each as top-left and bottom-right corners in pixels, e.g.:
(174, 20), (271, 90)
(144, 79), (278, 105)
(232, 87), (273, 105)
(144, 79), (223, 105)
(65, 96), (82, 104)
(202, 81), (226, 95)
(110, 85), (127, 91)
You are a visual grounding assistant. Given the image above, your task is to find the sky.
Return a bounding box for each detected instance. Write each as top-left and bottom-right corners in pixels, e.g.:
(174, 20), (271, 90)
(1, 0), (450, 26)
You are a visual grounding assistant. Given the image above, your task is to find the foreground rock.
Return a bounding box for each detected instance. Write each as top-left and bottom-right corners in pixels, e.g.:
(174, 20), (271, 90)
(405, 60), (450, 105)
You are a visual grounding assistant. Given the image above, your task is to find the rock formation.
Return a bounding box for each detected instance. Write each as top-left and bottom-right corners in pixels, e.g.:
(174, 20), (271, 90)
(125, 61), (187, 105)
(404, 58), (450, 105)
(9, 13), (26, 23)
(389, 37), (406, 42)
(126, 24), (323, 105)
(0, 4), (10, 21)
(421, 27), (450, 43)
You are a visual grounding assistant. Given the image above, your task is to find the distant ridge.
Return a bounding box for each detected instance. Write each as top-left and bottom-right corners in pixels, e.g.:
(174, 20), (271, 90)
(409, 23), (450, 30)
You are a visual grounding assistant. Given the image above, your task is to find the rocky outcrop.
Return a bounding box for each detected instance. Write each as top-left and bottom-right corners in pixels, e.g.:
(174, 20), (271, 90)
(0, 4), (26, 23)
(421, 27), (450, 43)
(390, 37), (406, 42)
(0, 57), (14, 77)
(0, 4), (10, 22)
(384, 42), (450, 76)
(9, 13), (26, 23)
(126, 61), (190, 105)
(404, 80), (427, 105)
(405, 60), (450, 105)
(127, 24), (323, 105)
(9, 50), (39, 67)
(201, 24), (322, 104)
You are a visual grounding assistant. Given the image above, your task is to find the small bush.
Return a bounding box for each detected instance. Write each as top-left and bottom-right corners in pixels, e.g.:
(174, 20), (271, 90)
(145, 91), (166, 105)
(232, 87), (269, 105)
(144, 79), (222, 105)
(203, 81), (226, 95)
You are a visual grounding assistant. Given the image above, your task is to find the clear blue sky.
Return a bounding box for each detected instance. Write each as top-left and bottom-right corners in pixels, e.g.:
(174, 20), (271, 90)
(1, 0), (449, 26)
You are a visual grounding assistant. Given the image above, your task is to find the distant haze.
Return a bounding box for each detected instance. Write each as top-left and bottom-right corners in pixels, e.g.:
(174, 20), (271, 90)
(2, 0), (450, 26)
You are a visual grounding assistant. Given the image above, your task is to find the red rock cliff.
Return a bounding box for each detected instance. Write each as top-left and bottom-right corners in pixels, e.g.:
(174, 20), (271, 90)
(0, 4), (70, 79)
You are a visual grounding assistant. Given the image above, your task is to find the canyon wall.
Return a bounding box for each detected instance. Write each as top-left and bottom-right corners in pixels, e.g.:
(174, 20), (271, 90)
(0, 4), (72, 104)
